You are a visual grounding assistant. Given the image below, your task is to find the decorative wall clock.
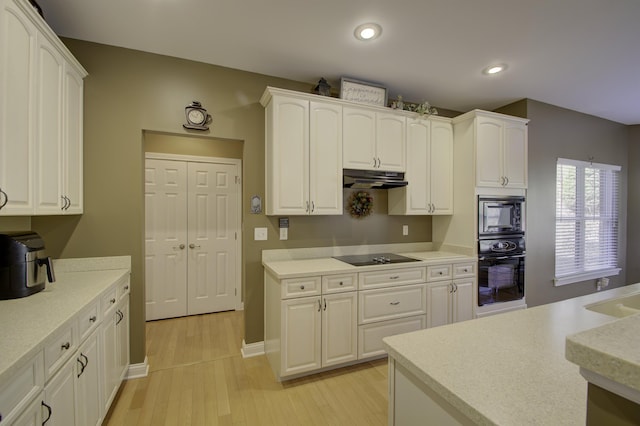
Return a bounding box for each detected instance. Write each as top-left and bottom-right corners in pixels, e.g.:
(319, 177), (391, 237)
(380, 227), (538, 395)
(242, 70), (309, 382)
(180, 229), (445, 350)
(183, 101), (212, 130)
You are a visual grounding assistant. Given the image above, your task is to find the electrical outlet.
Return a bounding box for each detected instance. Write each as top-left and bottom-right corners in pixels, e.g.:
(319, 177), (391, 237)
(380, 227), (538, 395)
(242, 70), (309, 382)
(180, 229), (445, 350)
(402, 225), (408, 236)
(596, 277), (610, 291)
(254, 227), (268, 241)
(279, 227), (288, 240)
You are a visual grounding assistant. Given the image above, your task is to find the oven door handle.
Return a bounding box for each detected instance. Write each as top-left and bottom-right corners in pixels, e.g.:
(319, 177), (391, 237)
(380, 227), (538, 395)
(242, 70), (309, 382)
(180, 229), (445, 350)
(479, 254), (526, 261)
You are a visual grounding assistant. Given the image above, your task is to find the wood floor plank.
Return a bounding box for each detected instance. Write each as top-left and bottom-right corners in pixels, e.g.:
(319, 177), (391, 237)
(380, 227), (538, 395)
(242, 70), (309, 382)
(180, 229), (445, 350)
(105, 310), (388, 425)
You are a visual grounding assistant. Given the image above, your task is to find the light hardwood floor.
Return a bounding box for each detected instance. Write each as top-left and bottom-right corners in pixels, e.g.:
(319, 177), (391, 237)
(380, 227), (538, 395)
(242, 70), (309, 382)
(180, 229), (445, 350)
(104, 310), (388, 425)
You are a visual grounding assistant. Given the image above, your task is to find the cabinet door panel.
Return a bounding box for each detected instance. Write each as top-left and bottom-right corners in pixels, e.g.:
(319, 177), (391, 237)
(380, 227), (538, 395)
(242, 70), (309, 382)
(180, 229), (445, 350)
(452, 280), (474, 323)
(309, 101), (342, 215)
(0, 4), (37, 215)
(429, 121), (453, 214)
(343, 107), (376, 170)
(475, 118), (503, 187)
(36, 40), (64, 213)
(322, 292), (358, 367)
(63, 65), (84, 213)
(427, 282), (451, 328)
(43, 359), (76, 426)
(406, 119), (429, 212)
(76, 331), (101, 426)
(376, 113), (405, 171)
(266, 96), (309, 214)
(503, 122), (527, 188)
(282, 297), (321, 376)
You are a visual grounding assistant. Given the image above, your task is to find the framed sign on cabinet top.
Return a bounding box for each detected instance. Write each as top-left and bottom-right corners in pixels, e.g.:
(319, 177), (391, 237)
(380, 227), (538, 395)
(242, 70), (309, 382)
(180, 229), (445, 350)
(340, 77), (388, 107)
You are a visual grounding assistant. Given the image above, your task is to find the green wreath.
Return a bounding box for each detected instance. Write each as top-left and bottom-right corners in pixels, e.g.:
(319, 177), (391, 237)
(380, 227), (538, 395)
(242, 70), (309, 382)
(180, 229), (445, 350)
(348, 191), (373, 218)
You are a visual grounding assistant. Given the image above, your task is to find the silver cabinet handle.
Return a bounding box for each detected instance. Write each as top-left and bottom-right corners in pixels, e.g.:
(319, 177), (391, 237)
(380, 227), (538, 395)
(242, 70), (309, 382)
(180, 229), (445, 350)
(65, 196), (71, 210)
(505, 177), (509, 186)
(372, 157), (377, 168)
(389, 275), (400, 279)
(323, 299), (327, 311)
(306, 201), (310, 213)
(317, 299), (322, 312)
(311, 201), (315, 212)
(189, 243), (201, 249)
(454, 283), (458, 292)
(390, 301), (400, 305)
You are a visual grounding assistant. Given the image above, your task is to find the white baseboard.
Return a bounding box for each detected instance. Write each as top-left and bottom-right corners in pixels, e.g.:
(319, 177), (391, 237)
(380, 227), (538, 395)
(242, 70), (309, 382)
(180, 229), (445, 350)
(241, 339), (265, 358)
(126, 356), (149, 379)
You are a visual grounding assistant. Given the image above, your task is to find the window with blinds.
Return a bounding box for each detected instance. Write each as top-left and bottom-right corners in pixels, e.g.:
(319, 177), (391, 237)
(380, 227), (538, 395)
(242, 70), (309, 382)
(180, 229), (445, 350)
(554, 158), (621, 286)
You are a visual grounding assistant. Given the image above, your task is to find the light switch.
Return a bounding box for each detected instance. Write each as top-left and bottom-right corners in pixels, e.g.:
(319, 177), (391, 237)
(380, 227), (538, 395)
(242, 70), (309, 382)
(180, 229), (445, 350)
(280, 228), (288, 240)
(403, 225), (409, 236)
(254, 227), (268, 241)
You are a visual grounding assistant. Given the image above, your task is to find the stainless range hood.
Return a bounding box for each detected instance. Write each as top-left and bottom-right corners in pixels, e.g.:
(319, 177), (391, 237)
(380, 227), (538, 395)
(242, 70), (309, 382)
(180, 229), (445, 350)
(343, 169), (408, 189)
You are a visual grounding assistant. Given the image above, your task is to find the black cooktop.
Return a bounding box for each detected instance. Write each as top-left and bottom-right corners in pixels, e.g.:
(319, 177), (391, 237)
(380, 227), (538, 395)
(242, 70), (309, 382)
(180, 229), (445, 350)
(333, 253), (420, 267)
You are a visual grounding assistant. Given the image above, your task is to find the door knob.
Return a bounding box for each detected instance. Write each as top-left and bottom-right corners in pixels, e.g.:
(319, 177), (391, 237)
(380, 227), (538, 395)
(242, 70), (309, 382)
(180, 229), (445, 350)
(189, 243), (201, 249)
(173, 244), (185, 250)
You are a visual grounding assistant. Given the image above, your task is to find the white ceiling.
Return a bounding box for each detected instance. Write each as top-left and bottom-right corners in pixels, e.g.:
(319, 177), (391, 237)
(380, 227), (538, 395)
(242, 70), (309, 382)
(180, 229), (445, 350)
(36, 0), (640, 124)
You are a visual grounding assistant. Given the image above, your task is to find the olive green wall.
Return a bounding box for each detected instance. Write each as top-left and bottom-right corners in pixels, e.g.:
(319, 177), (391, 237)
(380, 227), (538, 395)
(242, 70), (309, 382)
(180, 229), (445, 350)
(23, 39), (432, 363)
(502, 99), (629, 307)
(627, 125), (640, 283)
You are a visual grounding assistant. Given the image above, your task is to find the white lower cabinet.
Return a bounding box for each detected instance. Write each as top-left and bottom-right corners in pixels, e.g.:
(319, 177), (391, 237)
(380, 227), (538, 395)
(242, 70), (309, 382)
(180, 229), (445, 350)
(11, 394), (44, 426)
(41, 356), (76, 425)
(265, 258), (475, 380)
(0, 275), (130, 425)
(280, 291), (358, 377)
(102, 295), (129, 414)
(426, 262), (476, 328)
(75, 330), (101, 426)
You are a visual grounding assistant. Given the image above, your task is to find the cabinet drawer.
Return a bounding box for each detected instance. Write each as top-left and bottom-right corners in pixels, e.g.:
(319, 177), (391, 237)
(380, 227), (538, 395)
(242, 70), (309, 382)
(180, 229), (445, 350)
(44, 323), (77, 380)
(358, 267), (426, 290)
(453, 262), (476, 278)
(78, 299), (100, 342)
(426, 264), (452, 282)
(322, 273), (357, 294)
(117, 276), (131, 301)
(281, 276), (321, 299)
(102, 286), (118, 315)
(358, 315), (426, 359)
(0, 351), (44, 424)
(358, 284), (427, 324)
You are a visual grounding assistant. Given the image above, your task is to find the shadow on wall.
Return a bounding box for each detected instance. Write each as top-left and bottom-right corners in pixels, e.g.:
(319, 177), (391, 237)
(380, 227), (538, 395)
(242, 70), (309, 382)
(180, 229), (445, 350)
(31, 215), (83, 258)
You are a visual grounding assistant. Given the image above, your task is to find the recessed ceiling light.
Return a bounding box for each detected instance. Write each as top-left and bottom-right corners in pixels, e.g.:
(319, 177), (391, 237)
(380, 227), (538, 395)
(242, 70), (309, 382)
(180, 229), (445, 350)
(354, 23), (382, 41)
(483, 64), (507, 75)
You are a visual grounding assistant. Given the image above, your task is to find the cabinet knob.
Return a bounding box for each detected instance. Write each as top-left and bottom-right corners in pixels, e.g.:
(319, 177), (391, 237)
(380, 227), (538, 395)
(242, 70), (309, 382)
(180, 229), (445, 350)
(89, 315), (97, 323)
(339, 281), (343, 286)
(300, 285), (305, 290)
(124, 285), (130, 291)
(439, 271), (443, 275)
(61, 342), (70, 350)
(110, 298), (116, 304)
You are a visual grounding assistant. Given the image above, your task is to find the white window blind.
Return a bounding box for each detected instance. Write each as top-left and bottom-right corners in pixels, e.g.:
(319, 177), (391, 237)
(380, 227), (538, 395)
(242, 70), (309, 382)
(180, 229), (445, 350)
(555, 158), (621, 286)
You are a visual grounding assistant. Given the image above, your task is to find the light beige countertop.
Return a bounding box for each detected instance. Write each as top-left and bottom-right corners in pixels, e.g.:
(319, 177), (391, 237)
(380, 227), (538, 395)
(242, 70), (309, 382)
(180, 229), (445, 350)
(566, 311), (640, 403)
(0, 256), (130, 384)
(262, 244), (475, 279)
(383, 283), (640, 425)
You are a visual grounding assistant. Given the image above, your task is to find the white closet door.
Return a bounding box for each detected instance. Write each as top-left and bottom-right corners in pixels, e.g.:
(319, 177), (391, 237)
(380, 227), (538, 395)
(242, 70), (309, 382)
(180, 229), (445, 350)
(187, 162), (239, 315)
(145, 159), (188, 320)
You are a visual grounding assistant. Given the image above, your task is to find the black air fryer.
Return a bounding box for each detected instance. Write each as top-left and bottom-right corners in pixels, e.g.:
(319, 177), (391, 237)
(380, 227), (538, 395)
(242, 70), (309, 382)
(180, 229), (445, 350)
(0, 231), (55, 300)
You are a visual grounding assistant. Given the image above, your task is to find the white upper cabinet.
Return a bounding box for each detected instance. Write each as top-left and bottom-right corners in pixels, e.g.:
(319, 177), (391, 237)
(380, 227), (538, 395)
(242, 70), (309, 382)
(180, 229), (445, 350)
(0, 0), (38, 214)
(0, 0), (87, 216)
(475, 113), (528, 189)
(388, 117), (453, 215)
(262, 88), (343, 216)
(343, 107), (405, 172)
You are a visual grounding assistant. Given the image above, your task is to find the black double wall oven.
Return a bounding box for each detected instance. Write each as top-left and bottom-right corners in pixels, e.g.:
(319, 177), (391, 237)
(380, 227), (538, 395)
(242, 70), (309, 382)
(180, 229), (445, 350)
(477, 196), (525, 307)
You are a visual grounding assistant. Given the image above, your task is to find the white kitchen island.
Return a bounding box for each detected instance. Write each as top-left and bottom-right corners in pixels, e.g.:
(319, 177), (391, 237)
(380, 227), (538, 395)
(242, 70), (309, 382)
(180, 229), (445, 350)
(383, 283), (640, 425)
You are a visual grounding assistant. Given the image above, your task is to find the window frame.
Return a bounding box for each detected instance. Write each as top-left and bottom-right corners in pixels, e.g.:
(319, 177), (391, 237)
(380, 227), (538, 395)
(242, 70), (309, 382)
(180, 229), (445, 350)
(554, 158), (621, 286)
